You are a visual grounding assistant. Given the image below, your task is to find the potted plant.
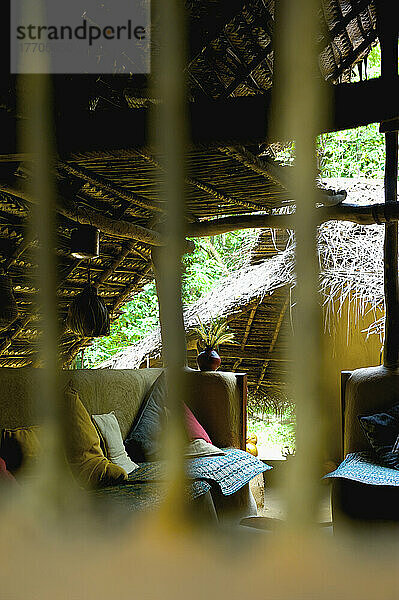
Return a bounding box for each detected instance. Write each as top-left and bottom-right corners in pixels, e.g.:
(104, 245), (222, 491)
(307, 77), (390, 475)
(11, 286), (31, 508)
(193, 317), (234, 371)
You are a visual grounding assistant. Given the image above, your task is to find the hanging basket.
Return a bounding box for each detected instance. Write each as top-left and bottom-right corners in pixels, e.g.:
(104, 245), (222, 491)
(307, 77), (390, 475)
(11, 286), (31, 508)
(66, 284), (110, 337)
(0, 273), (18, 332)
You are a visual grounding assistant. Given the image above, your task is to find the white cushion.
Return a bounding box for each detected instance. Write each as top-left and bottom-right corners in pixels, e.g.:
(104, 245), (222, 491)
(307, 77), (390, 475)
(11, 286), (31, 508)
(185, 438), (226, 458)
(92, 412), (138, 474)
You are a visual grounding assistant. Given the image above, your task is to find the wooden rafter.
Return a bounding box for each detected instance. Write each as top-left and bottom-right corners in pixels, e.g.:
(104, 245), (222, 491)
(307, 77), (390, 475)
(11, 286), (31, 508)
(3, 235), (34, 272)
(254, 296), (289, 393)
(233, 300), (260, 371)
(218, 145), (345, 207)
(0, 256), (84, 357)
(218, 144), (289, 188)
(137, 149), (269, 213)
(60, 162), (163, 214)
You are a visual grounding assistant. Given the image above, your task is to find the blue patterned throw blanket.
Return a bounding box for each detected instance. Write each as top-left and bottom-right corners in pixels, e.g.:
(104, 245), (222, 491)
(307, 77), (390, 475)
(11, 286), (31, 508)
(324, 451), (399, 486)
(92, 449), (271, 511)
(128, 448), (271, 498)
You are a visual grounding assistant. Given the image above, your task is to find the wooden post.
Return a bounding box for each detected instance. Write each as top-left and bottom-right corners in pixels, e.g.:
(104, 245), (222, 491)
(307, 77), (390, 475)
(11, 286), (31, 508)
(383, 131), (399, 368)
(378, 2), (399, 368)
(340, 371), (352, 459)
(151, 247), (188, 367)
(235, 373), (248, 450)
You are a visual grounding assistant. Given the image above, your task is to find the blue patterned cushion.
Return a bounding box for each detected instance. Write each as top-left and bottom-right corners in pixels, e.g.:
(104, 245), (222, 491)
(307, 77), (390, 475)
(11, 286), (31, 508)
(359, 404), (399, 469)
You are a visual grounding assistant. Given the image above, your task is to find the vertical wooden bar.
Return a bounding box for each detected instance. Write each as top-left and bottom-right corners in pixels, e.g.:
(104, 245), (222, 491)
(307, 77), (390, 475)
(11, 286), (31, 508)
(377, 2), (399, 369)
(382, 131), (399, 368)
(235, 373), (247, 450)
(272, 0), (328, 529)
(18, 1), (71, 521)
(340, 371), (351, 459)
(151, 0), (189, 524)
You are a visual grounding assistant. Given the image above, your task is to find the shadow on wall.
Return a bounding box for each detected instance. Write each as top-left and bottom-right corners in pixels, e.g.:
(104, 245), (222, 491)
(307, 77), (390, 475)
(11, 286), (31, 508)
(320, 296), (383, 462)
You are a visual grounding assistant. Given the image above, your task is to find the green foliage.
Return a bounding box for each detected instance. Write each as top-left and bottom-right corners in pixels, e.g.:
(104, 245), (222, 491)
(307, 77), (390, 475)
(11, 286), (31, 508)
(248, 417), (296, 457)
(317, 123), (385, 178)
(82, 230), (259, 367)
(316, 44), (386, 179)
(274, 44), (389, 180)
(82, 281), (159, 367)
(193, 316), (235, 350)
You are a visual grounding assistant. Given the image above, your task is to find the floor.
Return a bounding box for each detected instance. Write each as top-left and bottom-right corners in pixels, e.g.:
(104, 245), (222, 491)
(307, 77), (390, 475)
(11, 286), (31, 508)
(250, 473), (332, 524)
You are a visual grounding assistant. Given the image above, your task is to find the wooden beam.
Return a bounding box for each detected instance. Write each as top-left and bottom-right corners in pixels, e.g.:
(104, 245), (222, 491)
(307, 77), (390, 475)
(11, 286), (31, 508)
(0, 77), (398, 158)
(0, 180), (164, 247)
(378, 1), (399, 368)
(233, 300), (260, 371)
(187, 199), (399, 237)
(218, 144), (291, 188)
(254, 297), (289, 393)
(57, 197), (164, 247)
(52, 77), (398, 151)
(95, 242), (134, 286)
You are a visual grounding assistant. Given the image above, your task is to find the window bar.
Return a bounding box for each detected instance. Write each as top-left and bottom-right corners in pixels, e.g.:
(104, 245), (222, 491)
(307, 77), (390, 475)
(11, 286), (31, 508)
(151, 0), (190, 525)
(378, 2), (399, 369)
(19, 0), (71, 521)
(273, 0), (328, 529)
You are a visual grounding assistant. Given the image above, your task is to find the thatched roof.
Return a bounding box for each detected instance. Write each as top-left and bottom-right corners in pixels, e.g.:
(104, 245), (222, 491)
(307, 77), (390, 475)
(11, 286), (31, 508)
(0, 1), (383, 367)
(185, 0), (377, 101)
(99, 178), (388, 394)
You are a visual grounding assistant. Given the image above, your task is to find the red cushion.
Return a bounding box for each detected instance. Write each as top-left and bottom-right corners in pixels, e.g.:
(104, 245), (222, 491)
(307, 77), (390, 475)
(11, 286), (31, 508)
(0, 457), (17, 483)
(184, 404), (212, 444)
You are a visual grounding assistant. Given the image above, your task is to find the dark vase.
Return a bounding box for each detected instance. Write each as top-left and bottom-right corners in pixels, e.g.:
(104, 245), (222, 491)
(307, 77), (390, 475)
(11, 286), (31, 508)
(197, 346), (221, 371)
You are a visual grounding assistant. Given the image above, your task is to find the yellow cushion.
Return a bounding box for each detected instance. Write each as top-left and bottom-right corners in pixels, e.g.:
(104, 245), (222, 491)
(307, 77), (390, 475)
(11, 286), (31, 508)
(64, 387), (128, 488)
(1, 425), (41, 474)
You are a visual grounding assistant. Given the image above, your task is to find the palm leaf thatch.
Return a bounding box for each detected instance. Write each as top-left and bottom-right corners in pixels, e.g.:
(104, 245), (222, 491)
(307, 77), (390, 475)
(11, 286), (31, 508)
(100, 178), (389, 394)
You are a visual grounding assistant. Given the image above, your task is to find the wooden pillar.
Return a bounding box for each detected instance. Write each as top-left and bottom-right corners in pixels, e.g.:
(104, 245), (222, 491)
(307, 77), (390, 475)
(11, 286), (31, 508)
(377, 2), (399, 368)
(383, 131), (399, 368)
(151, 246), (188, 367)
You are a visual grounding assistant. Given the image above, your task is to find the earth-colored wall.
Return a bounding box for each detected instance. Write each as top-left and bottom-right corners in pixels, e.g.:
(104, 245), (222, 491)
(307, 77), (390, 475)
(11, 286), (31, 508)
(320, 298), (383, 462)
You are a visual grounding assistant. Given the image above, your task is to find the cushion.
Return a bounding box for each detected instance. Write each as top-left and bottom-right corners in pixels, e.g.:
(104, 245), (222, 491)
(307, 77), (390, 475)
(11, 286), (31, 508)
(124, 371), (169, 462)
(64, 387), (128, 488)
(92, 412), (138, 475)
(0, 457), (17, 484)
(0, 425), (41, 474)
(184, 403), (212, 444)
(185, 438), (225, 458)
(359, 404), (399, 469)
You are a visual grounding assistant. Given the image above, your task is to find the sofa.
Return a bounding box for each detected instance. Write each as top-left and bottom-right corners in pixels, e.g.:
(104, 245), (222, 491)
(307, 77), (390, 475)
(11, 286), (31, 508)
(330, 366), (399, 531)
(0, 367), (261, 524)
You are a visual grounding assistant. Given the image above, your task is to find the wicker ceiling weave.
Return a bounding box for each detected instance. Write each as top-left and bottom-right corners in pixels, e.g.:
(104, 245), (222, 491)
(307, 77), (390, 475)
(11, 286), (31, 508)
(186, 0), (377, 100)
